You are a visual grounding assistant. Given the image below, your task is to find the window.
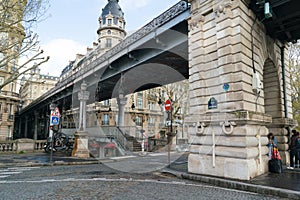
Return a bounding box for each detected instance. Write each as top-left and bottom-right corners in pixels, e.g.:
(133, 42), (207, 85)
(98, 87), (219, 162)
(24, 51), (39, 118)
(137, 98), (143, 109)
(108, 19), (112, 25)
(149, 117), (155, 126)
(135, 116), (142, 126)
(8, 104), (14, 115)
(103, 99), (110, 106)
(148, 102), (154, 110)
(10, 83), (14, 92)
(106, 38), (112, 48)
(119, 21), (122, 28)
(107, 30), (111, 35)
(103, 114), (109, 125)
(115, 115), (118, 125)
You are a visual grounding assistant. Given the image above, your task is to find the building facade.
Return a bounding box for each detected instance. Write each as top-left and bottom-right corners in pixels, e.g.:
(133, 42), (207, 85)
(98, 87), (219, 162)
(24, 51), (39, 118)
(0, 0), (27, 140)
(19, 67), (59, 107)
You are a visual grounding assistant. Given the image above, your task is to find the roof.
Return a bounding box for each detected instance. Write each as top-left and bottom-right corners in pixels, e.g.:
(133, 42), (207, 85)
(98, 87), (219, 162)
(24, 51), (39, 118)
(250, 0), (300, 43)
(101, 0), (124, 20)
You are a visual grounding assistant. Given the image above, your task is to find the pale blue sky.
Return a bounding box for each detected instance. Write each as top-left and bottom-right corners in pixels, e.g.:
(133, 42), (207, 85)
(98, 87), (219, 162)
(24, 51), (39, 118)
(35, 0), (180, 76)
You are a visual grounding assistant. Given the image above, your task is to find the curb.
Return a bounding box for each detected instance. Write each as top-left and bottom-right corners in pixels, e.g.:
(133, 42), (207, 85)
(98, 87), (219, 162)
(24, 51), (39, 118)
(161, 169), (300, 200)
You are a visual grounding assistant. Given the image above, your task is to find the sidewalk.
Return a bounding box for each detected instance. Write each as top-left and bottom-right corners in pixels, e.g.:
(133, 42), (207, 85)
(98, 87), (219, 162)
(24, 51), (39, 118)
(0, 152), (300, 199)
(163, 155), (300, 200)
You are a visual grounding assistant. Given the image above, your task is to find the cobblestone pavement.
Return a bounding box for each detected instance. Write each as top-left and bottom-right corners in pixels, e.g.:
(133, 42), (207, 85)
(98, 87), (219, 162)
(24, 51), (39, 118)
(0, 164), (281, 200)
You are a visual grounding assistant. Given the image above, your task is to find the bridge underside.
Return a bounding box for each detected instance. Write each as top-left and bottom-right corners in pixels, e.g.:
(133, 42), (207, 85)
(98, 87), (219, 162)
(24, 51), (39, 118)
(16, 3), (190, 139)
(250, 0), (300, 43)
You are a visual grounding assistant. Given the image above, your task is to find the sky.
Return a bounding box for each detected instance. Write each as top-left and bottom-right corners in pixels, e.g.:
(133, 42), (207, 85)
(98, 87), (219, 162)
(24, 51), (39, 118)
(35, 0), (180, 77)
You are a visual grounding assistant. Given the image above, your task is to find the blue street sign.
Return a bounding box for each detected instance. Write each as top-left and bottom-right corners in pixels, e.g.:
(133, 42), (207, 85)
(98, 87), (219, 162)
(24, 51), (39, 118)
(51, 116), (60, 125)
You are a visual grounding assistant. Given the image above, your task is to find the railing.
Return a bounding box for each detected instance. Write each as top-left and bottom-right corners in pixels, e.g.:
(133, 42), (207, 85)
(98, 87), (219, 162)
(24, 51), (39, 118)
(0, 141), (15, 152)
(34, 140), (47, 150)
(118, 126), (144, 140)
(61, 127), (129, 154)
(0, 140), (47, 153)
(100, 126), (128, 152)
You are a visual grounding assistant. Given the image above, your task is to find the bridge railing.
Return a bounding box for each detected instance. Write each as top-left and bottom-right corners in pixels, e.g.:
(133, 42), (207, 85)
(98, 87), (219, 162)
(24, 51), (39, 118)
(56, 1), (189, 87)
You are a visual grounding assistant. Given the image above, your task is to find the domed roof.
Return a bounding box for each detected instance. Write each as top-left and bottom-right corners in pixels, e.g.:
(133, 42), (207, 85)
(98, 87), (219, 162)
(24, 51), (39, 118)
(101, 0), (124, 19)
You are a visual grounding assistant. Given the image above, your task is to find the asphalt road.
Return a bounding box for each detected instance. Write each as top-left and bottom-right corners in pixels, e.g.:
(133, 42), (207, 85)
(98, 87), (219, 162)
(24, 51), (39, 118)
(0, 155), (281, 200)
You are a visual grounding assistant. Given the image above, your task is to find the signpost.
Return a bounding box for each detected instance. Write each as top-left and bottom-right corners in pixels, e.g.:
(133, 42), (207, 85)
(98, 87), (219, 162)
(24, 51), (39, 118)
(165, 99), (172, 168)
(49, 105), (60, 163)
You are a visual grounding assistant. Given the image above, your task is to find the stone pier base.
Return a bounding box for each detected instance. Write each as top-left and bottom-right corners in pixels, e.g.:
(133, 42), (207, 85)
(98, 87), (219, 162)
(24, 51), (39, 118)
(188, 154), (268, 180)
(72, 131), (90, 158)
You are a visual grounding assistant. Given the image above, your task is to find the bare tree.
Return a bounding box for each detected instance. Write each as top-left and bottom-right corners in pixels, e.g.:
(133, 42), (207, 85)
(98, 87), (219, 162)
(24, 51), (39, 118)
(162, 80), (189, 118)
(288, 43), (300, 126)
(0, 0), (49, 91)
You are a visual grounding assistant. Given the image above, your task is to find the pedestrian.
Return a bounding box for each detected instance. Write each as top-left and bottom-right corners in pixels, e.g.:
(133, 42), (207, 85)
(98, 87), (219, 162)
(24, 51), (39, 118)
(288, 130), (298, 169)
(267, 133), (277, 160)
(296, 132), (300, 168)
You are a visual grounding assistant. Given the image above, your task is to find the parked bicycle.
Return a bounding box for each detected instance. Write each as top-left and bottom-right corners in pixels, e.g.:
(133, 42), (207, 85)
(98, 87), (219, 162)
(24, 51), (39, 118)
(43, 131), (73, 153)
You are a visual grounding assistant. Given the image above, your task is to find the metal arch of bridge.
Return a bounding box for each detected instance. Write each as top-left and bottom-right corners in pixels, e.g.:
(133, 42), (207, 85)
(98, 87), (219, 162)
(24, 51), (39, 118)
(17, 1), (190, 132)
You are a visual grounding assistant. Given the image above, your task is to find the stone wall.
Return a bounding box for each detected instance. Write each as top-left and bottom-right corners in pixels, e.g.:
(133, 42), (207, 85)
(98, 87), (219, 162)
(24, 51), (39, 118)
(186, 0), (294, 180)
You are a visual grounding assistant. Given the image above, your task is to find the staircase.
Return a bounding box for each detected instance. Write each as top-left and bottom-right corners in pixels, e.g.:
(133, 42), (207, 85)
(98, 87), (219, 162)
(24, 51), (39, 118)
(118, 126), (143, 152)
(124, 134), (142, 152)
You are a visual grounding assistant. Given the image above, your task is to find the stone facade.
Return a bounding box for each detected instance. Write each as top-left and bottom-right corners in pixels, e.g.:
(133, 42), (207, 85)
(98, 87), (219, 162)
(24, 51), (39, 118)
(186, 0), (294, 180)
(19, 67), (59, 107)
(0, 0), (27, 140)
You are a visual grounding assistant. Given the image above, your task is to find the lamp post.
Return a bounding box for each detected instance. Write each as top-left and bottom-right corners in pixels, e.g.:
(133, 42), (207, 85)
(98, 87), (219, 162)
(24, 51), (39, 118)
(16, 101), (23, 139)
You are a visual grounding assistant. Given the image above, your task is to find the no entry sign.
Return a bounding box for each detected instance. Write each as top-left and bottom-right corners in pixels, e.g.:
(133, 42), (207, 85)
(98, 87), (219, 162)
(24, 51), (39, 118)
(164, 99), (172, 111)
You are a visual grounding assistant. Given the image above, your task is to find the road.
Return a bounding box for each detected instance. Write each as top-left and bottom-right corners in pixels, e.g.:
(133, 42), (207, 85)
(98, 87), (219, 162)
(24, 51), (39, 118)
(0, 153), (280, 200)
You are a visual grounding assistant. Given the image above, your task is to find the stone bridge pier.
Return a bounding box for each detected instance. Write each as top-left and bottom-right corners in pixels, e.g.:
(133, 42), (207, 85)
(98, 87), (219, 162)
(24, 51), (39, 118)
(186, 0), (295, 180)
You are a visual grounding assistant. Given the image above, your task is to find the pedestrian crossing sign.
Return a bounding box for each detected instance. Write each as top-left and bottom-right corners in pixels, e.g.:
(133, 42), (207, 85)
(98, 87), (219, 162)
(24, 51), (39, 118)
(50, 116), (60, 125)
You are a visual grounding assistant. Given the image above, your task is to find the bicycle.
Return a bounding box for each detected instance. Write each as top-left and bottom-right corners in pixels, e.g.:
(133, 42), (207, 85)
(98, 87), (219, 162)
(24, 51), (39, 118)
(43, 131), (73, 153)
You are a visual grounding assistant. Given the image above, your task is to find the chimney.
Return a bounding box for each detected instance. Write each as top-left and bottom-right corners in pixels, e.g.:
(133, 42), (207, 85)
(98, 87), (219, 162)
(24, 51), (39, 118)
(93, 42), (98, 49)
(87, 47), (93, 54)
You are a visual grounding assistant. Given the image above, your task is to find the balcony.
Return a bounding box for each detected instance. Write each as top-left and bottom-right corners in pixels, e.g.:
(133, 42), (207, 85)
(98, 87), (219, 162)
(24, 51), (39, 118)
(0, 91), (19, 98)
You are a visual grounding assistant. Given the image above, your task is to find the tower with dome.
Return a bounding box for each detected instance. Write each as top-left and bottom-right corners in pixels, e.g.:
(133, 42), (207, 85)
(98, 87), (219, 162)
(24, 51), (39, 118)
(97, 0), (126, 53)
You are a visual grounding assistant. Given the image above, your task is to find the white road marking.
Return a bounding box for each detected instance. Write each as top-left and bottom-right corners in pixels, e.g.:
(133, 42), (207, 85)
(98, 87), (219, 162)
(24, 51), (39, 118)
(0, 167), (40, 178)
(0, 172), (21, 175)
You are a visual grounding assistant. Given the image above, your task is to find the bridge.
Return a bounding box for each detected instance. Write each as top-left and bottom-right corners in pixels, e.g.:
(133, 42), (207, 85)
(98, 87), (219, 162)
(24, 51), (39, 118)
(15, 0), (300, 180)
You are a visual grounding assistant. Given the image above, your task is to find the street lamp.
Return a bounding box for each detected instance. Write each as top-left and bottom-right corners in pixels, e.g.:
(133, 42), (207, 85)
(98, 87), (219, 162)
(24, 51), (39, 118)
(17, 101), (23, 113)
